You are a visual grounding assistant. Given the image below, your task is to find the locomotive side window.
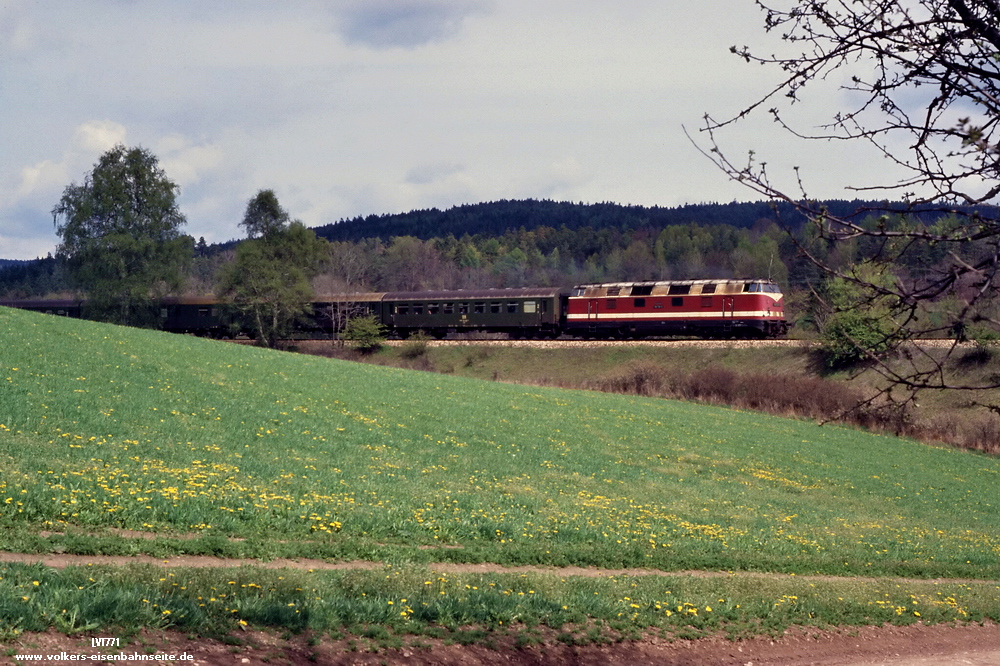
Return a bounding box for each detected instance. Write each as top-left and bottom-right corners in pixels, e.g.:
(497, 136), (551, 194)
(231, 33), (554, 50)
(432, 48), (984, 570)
(474, 302), (485, 314)
(606, 300), (618, 310)
(631, 285), (653, 296)
(490, 302), (501, 314)
(668, 285), (690, 295)
(523, 300), (536, 313)
(701, 297), (713, 307)
(634, 298), (646, 308)
(672, 297), (684, 307)
(507, 302), (518, 313)
(744, 283), (761, 292)
(606, 286), (621, 296)
(701, 283), (717, 294)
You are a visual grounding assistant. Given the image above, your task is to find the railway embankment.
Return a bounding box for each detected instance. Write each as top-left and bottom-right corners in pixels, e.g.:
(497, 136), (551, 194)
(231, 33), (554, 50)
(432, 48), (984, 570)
(295, 337), (1000, 454)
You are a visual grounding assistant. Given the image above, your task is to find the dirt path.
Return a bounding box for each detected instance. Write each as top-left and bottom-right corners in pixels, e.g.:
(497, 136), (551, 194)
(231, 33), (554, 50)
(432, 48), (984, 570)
(1, 551), (995, 587)
(6, 622), (1000, 665)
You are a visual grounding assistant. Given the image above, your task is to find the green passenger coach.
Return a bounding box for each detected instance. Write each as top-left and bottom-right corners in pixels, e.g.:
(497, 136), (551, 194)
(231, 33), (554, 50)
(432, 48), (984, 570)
(382, 288), (563, 339)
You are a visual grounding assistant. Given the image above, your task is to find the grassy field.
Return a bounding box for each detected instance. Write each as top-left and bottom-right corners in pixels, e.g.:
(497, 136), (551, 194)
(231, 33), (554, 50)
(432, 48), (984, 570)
(1, 306), (999, 642)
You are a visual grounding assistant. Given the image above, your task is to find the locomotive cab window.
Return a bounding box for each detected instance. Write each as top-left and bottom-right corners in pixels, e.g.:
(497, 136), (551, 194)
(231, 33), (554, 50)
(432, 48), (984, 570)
(744, 283), (761, 292)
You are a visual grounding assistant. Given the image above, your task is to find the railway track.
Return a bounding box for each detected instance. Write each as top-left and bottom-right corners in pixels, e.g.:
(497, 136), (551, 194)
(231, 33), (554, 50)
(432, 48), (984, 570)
(279, 337), (966, 350)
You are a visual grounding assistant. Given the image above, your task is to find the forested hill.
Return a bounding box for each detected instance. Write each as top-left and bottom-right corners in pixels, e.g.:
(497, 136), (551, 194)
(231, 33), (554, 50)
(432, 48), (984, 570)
(312, 198), (927, 242)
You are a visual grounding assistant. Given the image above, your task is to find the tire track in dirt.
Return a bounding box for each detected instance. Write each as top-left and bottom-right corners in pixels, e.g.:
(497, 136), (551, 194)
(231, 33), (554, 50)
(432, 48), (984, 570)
(0, 551), (994, 586)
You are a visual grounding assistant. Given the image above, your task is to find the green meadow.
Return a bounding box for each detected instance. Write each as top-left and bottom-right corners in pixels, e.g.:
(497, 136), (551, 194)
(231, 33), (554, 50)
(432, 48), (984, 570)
(0, 305), (998, 641)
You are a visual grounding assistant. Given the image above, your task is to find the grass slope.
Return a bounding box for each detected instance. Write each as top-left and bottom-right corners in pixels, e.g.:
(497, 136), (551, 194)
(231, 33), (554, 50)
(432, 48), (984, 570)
(1, 306), (999, 640)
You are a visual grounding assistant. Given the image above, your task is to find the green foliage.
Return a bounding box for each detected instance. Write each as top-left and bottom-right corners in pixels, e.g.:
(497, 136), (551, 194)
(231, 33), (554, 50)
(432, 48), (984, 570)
(218, 194), (328, 348)
(51, 144), (192, 325)
(341, 314), (387, 352)
(821, 266), (900, 368)
(240, 189), (290, 239)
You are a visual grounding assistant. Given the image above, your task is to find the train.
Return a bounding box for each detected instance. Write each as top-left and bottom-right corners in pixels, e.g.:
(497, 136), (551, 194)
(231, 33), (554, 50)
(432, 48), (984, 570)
(0, 278), (788, 340)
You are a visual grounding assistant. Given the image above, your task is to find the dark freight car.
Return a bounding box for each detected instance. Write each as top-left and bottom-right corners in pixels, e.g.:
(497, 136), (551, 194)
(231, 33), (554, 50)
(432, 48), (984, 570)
(382, 288), (563, 338)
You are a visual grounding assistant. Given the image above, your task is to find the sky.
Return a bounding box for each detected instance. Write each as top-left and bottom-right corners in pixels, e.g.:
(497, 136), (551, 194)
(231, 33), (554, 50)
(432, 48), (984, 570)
(0, 0), (895, 260)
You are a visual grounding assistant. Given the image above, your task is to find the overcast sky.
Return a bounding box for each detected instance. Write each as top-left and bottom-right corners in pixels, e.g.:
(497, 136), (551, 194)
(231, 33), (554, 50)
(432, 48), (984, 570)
(0, 0), (891, 260)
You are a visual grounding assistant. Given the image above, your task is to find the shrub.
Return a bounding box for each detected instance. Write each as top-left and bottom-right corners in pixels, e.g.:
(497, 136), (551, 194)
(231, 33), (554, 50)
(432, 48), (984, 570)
(341, 315), (387, 352)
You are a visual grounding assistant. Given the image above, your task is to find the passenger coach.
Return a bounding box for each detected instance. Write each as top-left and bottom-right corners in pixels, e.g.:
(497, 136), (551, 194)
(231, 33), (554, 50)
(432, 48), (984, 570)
(382, 288), (563, 339)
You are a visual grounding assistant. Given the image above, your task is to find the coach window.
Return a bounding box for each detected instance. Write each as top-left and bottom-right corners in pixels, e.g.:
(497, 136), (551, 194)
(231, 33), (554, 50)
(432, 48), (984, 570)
(413, 304), (423, 315)
(672, 297), (684, 307)
(199, 307), (210, 317)
(523, 300), (537, 313)
(427, 303), (439, 315)
(490, 302), (501, 314)
(444, 303), (454, 314)
(701, 283), (717, 294)
(160, 308), (169, 318)
(396, 304), (409, 315)
(474, 302), (485, 314)
(459, 303), (469, 314)
(507, 302), (518, 313)
(634, 298), (646, 308)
